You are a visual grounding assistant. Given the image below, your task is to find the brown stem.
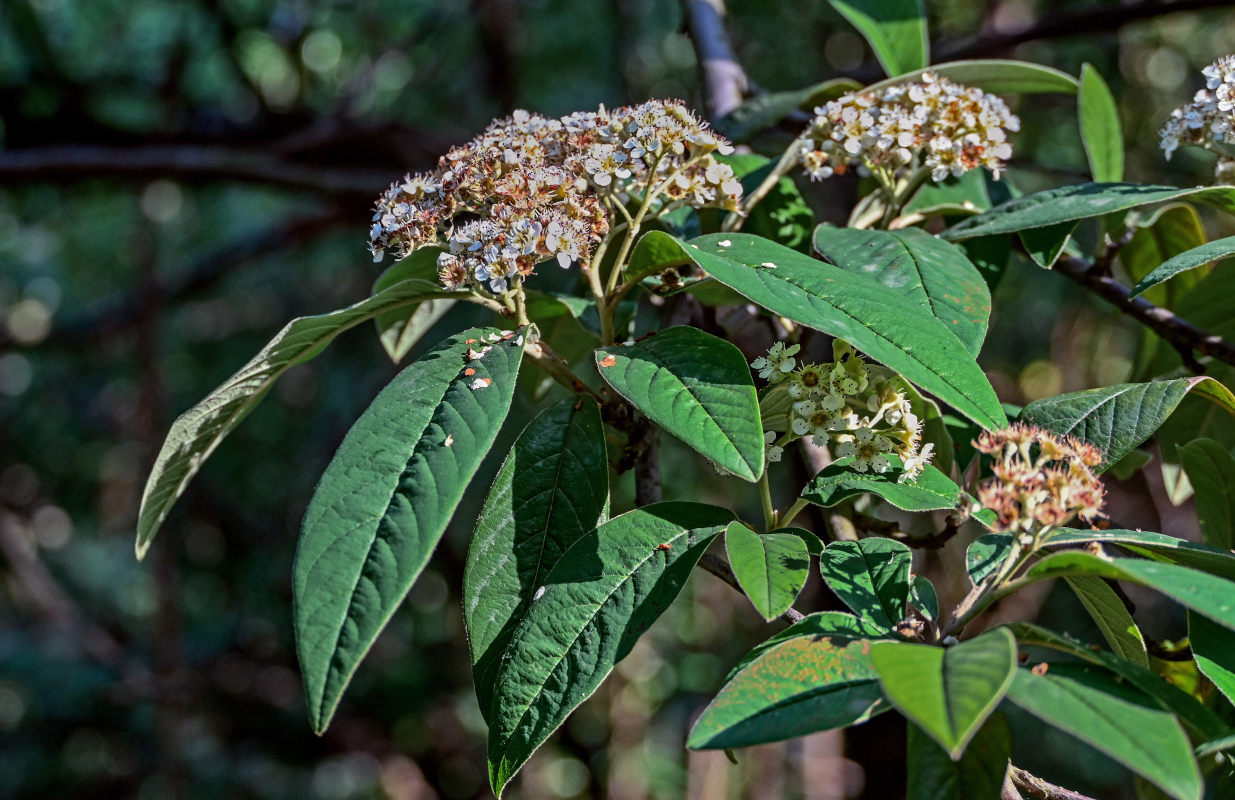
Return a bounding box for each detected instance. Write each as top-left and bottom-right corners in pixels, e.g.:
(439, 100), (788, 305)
(1009, 766), (1098, 800)
(1054, 255), (1235, 369)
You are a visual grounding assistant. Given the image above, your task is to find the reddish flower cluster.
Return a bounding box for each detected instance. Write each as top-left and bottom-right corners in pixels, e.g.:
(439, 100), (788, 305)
(973, 423), (1105, 535)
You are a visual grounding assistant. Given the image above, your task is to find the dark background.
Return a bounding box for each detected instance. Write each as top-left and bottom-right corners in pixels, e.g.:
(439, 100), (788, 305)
(2, 1), (1234, 798)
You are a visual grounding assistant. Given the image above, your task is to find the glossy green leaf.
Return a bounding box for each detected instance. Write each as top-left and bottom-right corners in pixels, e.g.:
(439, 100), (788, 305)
(294, 327), (525, 734)
(1079, 64), (1124, 183)
(966, 534), (1011, 586)
(488, 502), (733, 795)
(1007, 622), (1225, 740)
(724, 611), (891, 682)
(725, 523), (810, 621)
(775, 526), (824, 556)
(820, 537), (912, 630)
(1018, 221), (1076, 268)
(1119, 204), (1208, 309)
(1178, 438), (1235, 550)
(1019, 552), (1235, 632)
(596, 325), (764, 481)
(943, 183), (1235, 242)
(464, 397), (609, 719)
(135, 276), (468, 559)
(1003, 666), (1202, 800)
(803, 456), (968, 513)
(1130, 235), (1235, 299)
(1019, 377), (1235, 470)
(1190, 611), (1235, 707)
(812, 225), (990, 355)
(829, 0), (927, 78)
(372, 246), (457, 362)
(688, 629), (885, 750)
(870, 629), (1017, 759)
(864, 59), (1078, 96)
(907, 713), (1011, 800)
(715, 78), (860, 143)
(1043, 528), (1235, 582)
(630, 232), (1007, 429)
(1064, 576), (1148, 667)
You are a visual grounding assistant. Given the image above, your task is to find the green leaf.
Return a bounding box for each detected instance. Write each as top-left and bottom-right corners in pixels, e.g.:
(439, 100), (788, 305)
(774, 525), (824, 556)
(1007, 622), (1225, 740)
(1019, 552), (1235, 632)
(1018, 221), (1076, 268)
(487, 502), (733, 795)
(714, 78), (860, 143)
(812, 225), (990, 355)
(595, 326), (764, 481)
(943, 183), (1235, 242)
(1189, 611), (1235, 707)
(1079, 64), (1124, 183)
(911, 574), (939, 623)
(904, 169), (1001, 218)
(907, 713), (1011, 800)
(1064, 576), (1148, 667)
(688, 628), (885, 750)
(724, 611), (890, 682)
(829, 0), (928, 78)
(372, 246), (457, 362)
(1018, 377), (1235, 471)
(1043, 528), (1235, 582)
(1178, 438), (1235, 550)
(1130, 235), (1235, 299)
(820, 537), (912, 630)
(1119, 204), (1208, 309)
(864, 59), (1079, 96)
(870, 628), (1017, 759)
(966, 534), (1011, 586)
(631, 232), (1007, 429)
(464, 397), (609, 719)
(1003, 666), (1202, 800)
(135, 277), (467, 559)
(725, 523), (810, 621)
(738, 159), (814, 253)
(803, 456), (968, 513)
(294, 327), (525, 734)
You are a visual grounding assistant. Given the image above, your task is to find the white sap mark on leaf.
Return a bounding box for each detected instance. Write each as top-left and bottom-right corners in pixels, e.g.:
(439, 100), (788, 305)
(761, 261), (777, 269)
(470, 377), (492, 390)
(533, 585), (546, 601)
(444, 434), (454, 447)
(718, 239), (732, 247)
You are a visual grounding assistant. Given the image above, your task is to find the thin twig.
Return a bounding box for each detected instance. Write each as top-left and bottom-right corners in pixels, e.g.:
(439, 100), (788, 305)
(683, 0), (747, 120)
(1054, 255), (1235, 369)
(1009, 766), (1098, 800)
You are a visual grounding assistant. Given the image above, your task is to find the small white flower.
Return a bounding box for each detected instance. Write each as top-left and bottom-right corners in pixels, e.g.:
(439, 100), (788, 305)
(765, 431), (784, 463)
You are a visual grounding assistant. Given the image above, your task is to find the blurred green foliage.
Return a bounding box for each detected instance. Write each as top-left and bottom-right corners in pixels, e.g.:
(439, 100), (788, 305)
(2, 1), (1235, 798)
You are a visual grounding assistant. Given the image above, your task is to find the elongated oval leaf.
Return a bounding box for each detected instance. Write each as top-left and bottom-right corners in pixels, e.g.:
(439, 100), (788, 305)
(820, 537), (912, 631)
(1178, 438), (1235, 551)
(487, 502), (733, 796)
(1019, 377), (1235, 470)
(632, 232), (1006, 429)
(1189, 611), (1235, 707)
(464, 397), (609, 718)
(870, 628), (1017, 759)
(864, 59), (1078, 96)
(1064, 576), (1148, 667)
(724, 611), (890, 682)
(725, 523), (810, 621)
(943, 183), (1235, 241)
(1043, 528), (1235, 582)
(804, 456), (967, 513)
(812, 226), (990, 355)
(1003, 666), (1202, 800)
(294, 327), (525, 734)
(135, 277), (465, 558)
(911, 574), (939, 623)
(1120, 204), (1208, 308)
(1130, 235), (1235, 298)
(966, 534), (1011, 586)
(596, 325), (764, 480)
(1007, 621), (1225, 740)
(1079, 64), (1123, 183)
(907, 713), (1011, 800)
(829, 0), (927, 78)
(1019, 552), (1235, 632)
(688, 631), (885, 750)
(1018, 220), (1076, 268)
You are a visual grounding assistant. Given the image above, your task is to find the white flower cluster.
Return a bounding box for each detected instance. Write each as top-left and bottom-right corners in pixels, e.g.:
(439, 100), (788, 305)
(754, 340), (933, 481)
(1160, 55), (1235, 181)
(798, 73), (1019, 184)
(368, 101), (741, 295)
